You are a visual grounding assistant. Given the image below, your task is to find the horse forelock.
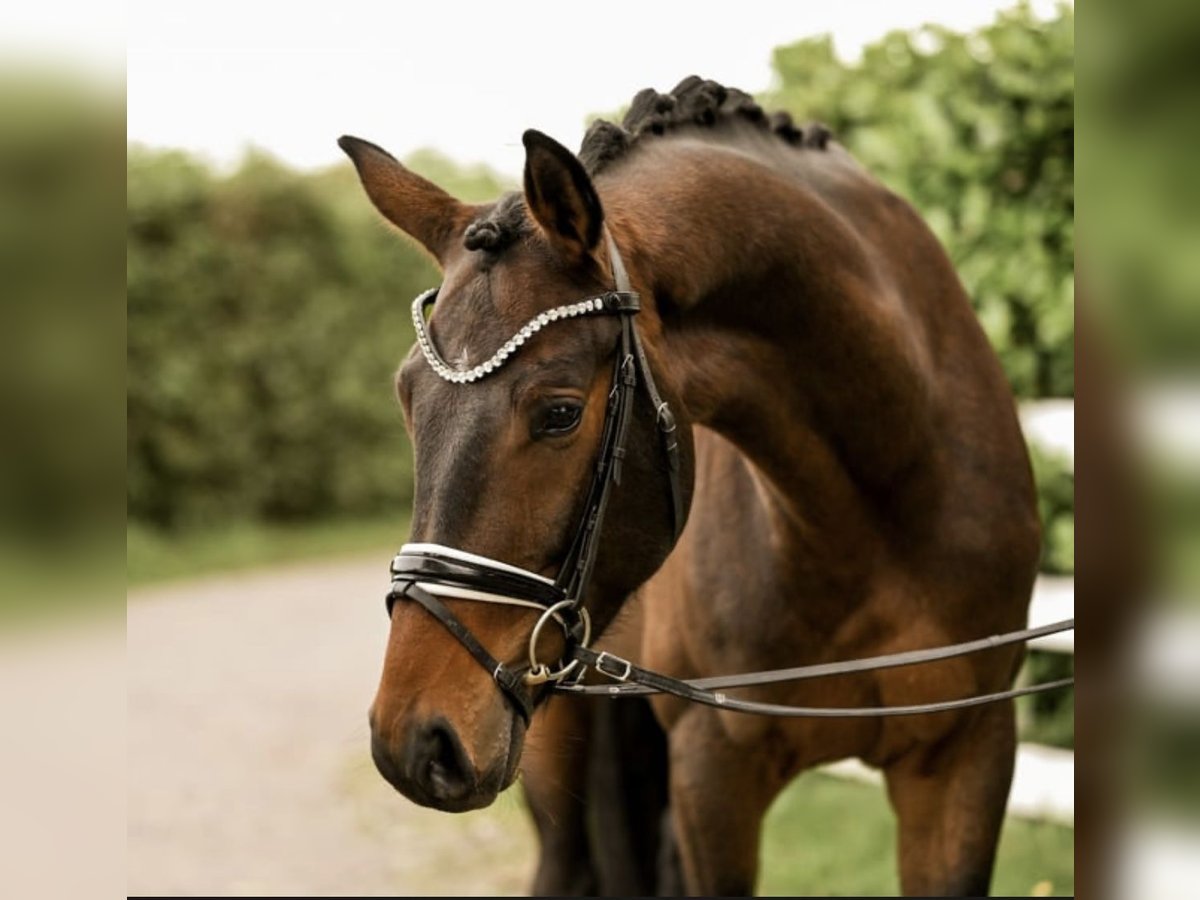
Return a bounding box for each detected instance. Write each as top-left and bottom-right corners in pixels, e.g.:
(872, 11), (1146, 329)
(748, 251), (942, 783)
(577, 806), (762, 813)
(463, 193), (530, 254)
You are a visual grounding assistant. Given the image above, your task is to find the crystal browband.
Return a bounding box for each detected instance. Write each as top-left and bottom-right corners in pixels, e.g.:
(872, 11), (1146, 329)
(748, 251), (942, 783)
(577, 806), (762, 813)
(411, 288), (641, 384)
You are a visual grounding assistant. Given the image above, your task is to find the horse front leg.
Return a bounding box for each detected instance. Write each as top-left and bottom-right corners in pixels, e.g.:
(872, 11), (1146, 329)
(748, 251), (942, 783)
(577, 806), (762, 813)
(883, 702), (1018, 896)
(665, 709), (782, 896)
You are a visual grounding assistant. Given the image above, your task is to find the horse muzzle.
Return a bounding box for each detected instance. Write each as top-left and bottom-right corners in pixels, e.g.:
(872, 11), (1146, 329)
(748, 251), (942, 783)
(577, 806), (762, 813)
(369, 708), (524, 812)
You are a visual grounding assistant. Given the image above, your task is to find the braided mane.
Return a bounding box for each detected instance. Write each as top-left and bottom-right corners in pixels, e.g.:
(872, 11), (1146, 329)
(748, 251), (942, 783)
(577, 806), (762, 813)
(580, 75), (831, 174)
(463, 76), (832, 253)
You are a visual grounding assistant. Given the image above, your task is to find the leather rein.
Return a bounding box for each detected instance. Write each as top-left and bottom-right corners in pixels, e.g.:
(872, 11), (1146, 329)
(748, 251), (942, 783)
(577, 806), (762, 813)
(386, 229), (1075, 723)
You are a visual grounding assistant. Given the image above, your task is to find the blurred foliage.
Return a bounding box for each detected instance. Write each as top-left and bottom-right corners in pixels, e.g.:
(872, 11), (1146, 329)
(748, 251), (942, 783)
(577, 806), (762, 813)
(1131, 708), (1200, 822)
(1078, 0), (1200, 368)
(1029, 444), (1074, 575)
(127, 148), (509, 530)
(1148, 460), (1200, 607)
(767, 2), (1074, 398)
(1019, 649), (1074, 749)
(403, 148), (518, 203)
(0, 70), (124, 616)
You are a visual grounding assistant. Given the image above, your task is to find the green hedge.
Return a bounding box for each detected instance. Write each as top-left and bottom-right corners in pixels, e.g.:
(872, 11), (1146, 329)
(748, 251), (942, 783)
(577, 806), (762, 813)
(767, 2), (1073, 398)
(127, 151), (441, 529)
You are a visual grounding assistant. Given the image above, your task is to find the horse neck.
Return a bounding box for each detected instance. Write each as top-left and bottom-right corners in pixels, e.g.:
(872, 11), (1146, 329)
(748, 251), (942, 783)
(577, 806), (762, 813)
(602, 141), (940, 531)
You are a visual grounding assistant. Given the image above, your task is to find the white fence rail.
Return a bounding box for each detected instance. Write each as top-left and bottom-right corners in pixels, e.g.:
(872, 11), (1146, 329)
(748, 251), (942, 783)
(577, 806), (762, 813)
(821, 744), (1075, 825)
(1030, 575), (1075, 654)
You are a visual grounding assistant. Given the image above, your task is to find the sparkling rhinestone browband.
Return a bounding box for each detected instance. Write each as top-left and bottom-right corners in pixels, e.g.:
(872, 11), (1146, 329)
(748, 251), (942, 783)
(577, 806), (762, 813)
(410, 288), (636, 384)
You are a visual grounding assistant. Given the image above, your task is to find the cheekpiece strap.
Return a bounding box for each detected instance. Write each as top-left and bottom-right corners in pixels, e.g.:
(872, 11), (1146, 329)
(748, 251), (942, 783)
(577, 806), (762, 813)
(605, 227), (633, 293)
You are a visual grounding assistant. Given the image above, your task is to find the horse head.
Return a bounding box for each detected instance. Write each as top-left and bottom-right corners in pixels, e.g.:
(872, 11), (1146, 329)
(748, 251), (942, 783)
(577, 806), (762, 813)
(340, 130), (693, 811)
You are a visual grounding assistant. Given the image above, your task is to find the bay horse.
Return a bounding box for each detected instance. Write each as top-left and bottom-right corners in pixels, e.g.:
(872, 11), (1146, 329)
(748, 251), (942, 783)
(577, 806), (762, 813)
(340, 77), (1041, 896)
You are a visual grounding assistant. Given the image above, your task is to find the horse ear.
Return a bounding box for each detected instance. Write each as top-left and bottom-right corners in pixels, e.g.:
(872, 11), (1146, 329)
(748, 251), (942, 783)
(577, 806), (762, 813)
(522, 129), (604, 263)
(338, 135), (470, 265)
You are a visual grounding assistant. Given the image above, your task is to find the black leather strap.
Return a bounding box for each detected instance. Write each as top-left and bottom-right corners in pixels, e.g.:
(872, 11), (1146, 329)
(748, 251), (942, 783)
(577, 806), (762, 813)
(628, 323), (685, 540)
(560, 619), (1075, 718)
(605, 227), (685, 541)
(553, 315), (638, 604)
(396, 583), (535, 723)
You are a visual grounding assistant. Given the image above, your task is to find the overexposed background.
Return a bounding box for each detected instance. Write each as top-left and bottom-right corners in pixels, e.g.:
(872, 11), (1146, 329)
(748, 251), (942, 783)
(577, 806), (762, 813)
(126, 0), (1063, 175)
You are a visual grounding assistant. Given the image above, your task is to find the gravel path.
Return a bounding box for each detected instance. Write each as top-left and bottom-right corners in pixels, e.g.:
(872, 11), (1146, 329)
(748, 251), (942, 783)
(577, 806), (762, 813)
(128, 554), (537, 897)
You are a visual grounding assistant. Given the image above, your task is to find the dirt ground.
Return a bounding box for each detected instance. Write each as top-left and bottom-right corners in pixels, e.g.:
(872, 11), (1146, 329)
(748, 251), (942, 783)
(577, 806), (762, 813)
(127, 554), (538, 896)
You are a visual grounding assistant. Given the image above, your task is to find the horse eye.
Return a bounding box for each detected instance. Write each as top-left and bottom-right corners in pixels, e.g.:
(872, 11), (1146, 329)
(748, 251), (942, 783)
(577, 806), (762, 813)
(538, 402), (583, 436)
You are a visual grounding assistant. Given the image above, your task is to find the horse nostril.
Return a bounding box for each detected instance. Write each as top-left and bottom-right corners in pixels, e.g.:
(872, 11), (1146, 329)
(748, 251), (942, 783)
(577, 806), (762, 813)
(422, 719), (476, 801)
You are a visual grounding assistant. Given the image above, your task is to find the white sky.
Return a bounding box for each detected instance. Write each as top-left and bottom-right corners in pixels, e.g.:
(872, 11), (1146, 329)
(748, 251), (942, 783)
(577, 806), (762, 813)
(119, 0), (1065, 176)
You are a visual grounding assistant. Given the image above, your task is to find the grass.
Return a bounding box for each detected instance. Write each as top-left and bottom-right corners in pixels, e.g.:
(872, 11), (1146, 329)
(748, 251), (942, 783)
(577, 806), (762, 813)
(127, 515), (408, 587)
(759, 773), (1073, 897)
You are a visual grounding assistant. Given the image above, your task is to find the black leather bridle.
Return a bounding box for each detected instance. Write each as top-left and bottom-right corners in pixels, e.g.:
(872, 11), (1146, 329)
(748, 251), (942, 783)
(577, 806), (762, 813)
(386, 230), (1074, 723)
(387, 230), (684, 721)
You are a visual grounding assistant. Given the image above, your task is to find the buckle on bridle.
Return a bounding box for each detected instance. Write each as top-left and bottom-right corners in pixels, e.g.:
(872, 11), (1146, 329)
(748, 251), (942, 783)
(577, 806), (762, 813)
(656, 401), (677, 434)
(609, 355), (636, 401)
(620, 354), (637, 388)
(594, 651), (633, 682)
